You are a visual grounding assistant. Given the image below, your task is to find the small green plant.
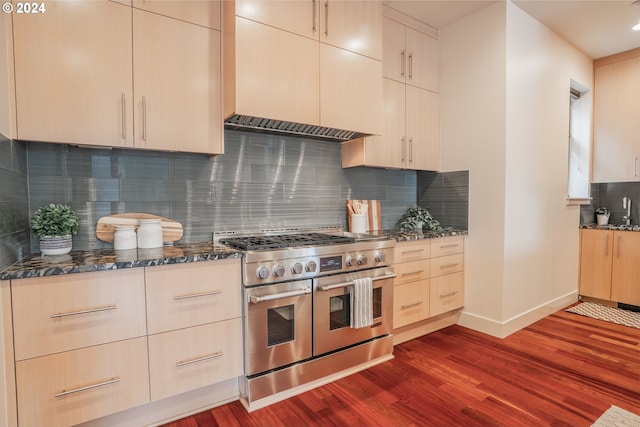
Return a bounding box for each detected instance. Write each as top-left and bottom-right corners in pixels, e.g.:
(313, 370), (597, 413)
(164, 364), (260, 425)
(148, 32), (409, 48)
(398, 206), (442, 232)
(595, 207), (609, 216)
(31, 204), (79, 238)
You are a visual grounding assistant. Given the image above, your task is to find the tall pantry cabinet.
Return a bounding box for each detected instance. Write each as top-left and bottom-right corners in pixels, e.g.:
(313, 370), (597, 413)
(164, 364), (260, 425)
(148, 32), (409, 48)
(11, 1), (223, 155)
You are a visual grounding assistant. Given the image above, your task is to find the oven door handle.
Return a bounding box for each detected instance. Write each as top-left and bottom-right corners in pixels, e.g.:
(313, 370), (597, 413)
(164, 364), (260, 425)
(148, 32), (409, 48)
(249, 287), (312, 304)
(317, 273), (396, 292)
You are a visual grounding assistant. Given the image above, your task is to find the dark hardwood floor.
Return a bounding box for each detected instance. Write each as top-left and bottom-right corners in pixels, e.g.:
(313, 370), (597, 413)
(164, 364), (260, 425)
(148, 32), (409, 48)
(163, 308), (640, 427)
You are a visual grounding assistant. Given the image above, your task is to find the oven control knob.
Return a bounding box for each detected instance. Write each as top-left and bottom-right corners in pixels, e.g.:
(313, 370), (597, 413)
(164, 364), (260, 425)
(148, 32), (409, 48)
(345, 256), (355, 267)
(256, 267), (270, 280)
(305, 261), (317, 272)
(292, 262), (303, 275)
(375, 252), (386, 263)
(357, 255), (368, 265)
(273, 265), (285, 277)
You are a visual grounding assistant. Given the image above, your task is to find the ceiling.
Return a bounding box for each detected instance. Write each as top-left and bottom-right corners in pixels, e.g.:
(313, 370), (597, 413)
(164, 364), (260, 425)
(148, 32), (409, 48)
(382, 0), (640, 59)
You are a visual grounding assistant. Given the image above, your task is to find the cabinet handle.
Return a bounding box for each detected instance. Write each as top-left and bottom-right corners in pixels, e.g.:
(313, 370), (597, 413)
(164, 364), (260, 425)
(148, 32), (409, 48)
(401, 49), (406, 77)
(401, 137), (406, 162)
(50, 304), (117, 319)
(605, 235), (609, 257)
(54, 377), (120, 398)
(173, 290), (222, 301)
(635, 155), (638, 178)
(409, 137), (414, 162)
(324, 0), (329, 36)
(440, 263), (459, 269)
(401, 270), (424, 277)
(121, 93), (126, 140)
(440, 291), (458, 298)
(312, 0), (316, 32)
(142, 96), (147, 141)
(401, 249), (425, 255)
(440, 244), (459, 249)
(408, 52), (413, 79)
(176, 352), (224, 367)
(401, 300), (423, 309)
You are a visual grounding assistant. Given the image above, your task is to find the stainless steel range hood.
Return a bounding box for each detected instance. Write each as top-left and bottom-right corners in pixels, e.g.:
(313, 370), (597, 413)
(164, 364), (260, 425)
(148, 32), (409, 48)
(224, 115), (369, 143)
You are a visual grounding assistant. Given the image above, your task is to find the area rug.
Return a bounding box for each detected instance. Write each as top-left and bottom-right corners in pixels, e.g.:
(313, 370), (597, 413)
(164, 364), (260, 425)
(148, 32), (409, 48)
(566, 302), (640, 329)
(592, 405), (640, 427)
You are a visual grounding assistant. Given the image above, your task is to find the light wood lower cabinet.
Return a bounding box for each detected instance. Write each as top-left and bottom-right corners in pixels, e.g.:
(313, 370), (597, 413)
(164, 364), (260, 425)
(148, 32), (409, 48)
(579, 229), (639, 306)
(16, 337), (149, 427)
(393, 235), (465, 331)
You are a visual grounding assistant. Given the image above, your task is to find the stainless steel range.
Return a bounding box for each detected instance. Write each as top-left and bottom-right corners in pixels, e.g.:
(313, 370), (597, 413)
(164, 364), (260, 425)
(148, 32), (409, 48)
(217, 229), (395, 409)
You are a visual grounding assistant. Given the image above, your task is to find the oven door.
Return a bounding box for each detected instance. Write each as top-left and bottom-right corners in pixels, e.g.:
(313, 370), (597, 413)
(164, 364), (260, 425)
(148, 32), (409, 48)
(244, 280), (313, 376)
(313, 267), (394, 356)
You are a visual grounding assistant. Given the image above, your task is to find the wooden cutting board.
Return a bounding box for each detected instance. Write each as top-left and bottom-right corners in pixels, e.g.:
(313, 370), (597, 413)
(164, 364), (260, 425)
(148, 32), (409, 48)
(347, 200), (382, 232)
(96, 213), (183, 244)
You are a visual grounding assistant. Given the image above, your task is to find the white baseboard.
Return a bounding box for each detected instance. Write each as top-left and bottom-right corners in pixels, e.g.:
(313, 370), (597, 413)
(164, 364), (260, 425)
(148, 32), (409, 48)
(457, 291), (578, 338)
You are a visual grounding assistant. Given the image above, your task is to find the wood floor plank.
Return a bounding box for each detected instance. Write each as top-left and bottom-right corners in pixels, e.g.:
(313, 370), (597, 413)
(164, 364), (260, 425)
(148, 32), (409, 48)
(162, 308), (640, 426)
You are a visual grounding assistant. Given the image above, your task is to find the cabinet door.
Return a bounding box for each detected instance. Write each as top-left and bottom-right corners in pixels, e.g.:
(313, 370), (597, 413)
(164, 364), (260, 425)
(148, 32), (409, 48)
(406, 86), (440, 171)
(394, 259), (430, 286)
(320, 44), (383, 135)
(593, 55), (640, 182)
(13, 1), (133, 147)
(319, 0), (383, 60)
(382, 17), (406, 83)
(235, 0), (317, 39)
(393, 281), (429, 328)
(405, 28), (439, 92)
(133, 10), (222, 154)
(579, 229), (613, 300)
(234, 17), (320, 126)
(430, 272), (464, 317)
(611, 232), (640, 306)
(394, 240), (430, 263)
(133, 0), (221, 29)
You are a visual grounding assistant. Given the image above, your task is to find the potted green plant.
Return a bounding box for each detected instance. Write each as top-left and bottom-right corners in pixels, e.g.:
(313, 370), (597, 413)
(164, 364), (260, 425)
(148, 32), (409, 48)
(595, 207), (610, 226)
(31, 204), (79, 255)
(398, 206), (442, 232)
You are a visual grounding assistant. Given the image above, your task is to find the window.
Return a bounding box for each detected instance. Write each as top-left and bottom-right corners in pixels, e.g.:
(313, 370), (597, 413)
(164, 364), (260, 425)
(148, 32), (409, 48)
(567, 79), (592, 203)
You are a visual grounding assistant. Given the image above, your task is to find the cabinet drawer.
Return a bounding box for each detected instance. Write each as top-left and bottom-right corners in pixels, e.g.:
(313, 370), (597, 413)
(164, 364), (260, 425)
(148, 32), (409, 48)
(431, 253), (464, 278)
(430, 272), (464, 317)
(394, 259), (430, 286)
(394, 240), (430, 263)
(11, 269), (146, 361)
(393, 281), (430, 329)
(431, 236), (464, 258)
(16, 337), (149, 427)
(148, 318), (243, 401)
(145, 259), (242, 334)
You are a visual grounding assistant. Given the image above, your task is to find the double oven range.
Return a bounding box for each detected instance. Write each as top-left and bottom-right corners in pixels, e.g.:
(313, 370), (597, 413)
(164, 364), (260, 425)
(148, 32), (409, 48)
(218, 230), (395, 408)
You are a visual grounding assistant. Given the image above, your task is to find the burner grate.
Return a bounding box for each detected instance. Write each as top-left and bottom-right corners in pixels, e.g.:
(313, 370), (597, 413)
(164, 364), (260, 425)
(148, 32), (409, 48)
(220, 233), (355, 251)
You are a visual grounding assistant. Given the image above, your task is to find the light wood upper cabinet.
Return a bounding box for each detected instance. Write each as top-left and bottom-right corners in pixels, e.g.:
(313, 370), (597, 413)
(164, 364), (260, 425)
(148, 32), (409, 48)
(592, 49), (640, 183)
(133, 8), (223, 154)
(235, 0), (317, 39)
(406, 85), (440, 170)
(611, 231), (640, 306)
(133, 0), (221, 29)
(578, 228), (639, 306)
(12, 1), (134, 147)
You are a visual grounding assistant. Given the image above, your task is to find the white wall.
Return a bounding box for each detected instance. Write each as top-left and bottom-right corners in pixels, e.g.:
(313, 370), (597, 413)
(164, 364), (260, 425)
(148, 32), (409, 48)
(441, 1), (592, 337)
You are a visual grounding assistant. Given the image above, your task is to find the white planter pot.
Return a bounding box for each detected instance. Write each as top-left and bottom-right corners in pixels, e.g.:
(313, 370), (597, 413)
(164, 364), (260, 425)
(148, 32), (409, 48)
(39, 235), (72, 256)
(596, 214), (610, 226)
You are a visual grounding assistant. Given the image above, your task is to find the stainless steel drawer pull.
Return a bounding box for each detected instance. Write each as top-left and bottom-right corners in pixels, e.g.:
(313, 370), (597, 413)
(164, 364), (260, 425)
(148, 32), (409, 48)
(440, 263), (459, 269)
(401, 270), (424, 277)
(401, 49), (406, 76)
(440, 291), (458, 298)
(408, 52), (413, 79)
(440, 244), (459, 249)
(173, 290), (222, 301)
(176, 352), (224, 367)
(401, 249), (425, 255)
(54, 377), (120, 398)
(318, 273), (396, 291)
(50, 304), (117, 319)
(401, 300), (423, 309)
(250, 287), (311, 304)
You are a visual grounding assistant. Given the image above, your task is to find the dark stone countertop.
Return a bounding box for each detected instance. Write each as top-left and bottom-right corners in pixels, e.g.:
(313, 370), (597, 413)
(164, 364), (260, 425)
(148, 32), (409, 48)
(579, 224), (640, 232)
(0, 242), (242, 281)
(373, 228), (468, 242)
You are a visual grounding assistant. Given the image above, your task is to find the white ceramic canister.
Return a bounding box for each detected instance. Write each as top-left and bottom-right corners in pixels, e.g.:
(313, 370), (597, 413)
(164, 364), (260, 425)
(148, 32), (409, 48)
(137, 219), (163, 249)
(113, 225), (137, 250)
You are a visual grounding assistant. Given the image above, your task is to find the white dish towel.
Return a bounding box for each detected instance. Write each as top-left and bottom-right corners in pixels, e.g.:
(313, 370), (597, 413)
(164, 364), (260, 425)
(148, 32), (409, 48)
(350, 277), (373, 328)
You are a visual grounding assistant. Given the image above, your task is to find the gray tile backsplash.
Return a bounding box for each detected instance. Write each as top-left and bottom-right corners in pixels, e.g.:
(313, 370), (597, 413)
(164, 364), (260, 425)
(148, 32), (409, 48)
(417, 170), (469, 230)
(581, 181), (640, 225)
(0, 135), (30, 270)
(25, 131), (418, 250)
